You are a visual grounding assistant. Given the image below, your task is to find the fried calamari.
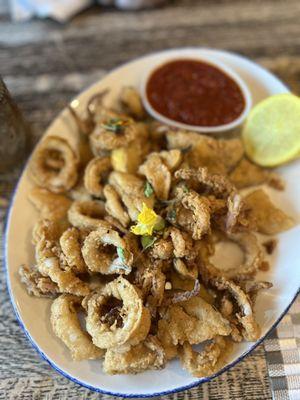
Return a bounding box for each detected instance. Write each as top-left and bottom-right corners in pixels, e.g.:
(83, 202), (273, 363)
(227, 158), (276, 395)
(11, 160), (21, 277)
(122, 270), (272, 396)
(20, 86), (294, 378)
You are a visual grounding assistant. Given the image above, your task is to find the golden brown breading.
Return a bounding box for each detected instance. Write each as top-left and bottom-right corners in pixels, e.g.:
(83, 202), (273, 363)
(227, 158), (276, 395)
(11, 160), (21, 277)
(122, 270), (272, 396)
(28, 187), (72, 221)
(103, 184), (130, 227)
(103, 336), (165, 374)
(51, 294), (103, 361)
(30, 136), (79, 193)
(243, 189), (294, 235)
(139, 152), (171, 200)
(86, 277), (151, 349)
(159, 296), (231, 346)
(167, 130), (243, 174)
(83, 156), (112, 198)
(179, 336), (228, 378)
(229, 158), (284, 190)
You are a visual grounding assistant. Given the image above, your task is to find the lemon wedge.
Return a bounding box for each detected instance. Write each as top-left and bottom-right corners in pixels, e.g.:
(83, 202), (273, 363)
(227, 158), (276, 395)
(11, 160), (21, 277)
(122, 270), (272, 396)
(242, 94), (300, 167)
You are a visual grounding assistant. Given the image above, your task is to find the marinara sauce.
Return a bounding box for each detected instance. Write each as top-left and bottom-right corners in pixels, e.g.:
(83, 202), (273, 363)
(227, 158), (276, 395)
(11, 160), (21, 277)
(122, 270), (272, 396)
(146, 59), (245, 127)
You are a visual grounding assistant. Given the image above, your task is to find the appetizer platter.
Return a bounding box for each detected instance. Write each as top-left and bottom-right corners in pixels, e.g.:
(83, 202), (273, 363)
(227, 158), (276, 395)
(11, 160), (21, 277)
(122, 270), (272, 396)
(5, 48), (300, 397)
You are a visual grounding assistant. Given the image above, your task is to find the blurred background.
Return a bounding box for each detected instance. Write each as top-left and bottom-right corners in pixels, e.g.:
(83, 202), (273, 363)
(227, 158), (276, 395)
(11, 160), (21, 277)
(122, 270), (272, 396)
(2, 0), (300, 146)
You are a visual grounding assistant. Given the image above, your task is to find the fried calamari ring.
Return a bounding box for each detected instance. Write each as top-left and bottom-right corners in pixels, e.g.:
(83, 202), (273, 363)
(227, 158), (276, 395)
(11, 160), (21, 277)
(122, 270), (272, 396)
(30, 136), (79, 193)
(83, 156), (112, 198)
(90, 117), (138, 154)
(60, 227), (87, 274)
(82, 229), (133, 275)
(213, 277), (261, 341)
(179, 336), (227, 378)
(86, 277), (151, 349)
(103, 184), (130, 227)
(201, 231), (262, 281)
(120, 86), (146, 120)
(103, 336), (165, 374)
(219, 232), (262, 279)
(51, 294), (103, 361)
(68, 200), (112, 231)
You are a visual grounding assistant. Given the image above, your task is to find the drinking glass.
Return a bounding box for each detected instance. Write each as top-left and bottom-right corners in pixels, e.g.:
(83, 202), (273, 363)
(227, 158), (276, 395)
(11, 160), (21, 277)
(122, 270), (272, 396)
(0, 77), (30, 173)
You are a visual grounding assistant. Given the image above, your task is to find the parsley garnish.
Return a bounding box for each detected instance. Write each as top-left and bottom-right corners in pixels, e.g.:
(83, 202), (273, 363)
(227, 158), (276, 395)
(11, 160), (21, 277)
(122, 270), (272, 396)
(167, 209), (177, 222)
(182, 184), (189, 194)
(117, 247), (126, 263)
(144, 181), (154, 198)
(102, 118), (128, 134)
(141, 235), (157, 250)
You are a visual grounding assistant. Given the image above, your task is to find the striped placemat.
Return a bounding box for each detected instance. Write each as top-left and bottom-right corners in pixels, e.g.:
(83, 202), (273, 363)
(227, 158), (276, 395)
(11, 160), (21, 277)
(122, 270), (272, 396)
(265, 296), (300, 400)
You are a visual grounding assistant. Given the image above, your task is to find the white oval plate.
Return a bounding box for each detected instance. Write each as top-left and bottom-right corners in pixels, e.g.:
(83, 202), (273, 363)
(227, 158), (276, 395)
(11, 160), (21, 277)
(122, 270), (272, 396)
(5, 48), (300, 397)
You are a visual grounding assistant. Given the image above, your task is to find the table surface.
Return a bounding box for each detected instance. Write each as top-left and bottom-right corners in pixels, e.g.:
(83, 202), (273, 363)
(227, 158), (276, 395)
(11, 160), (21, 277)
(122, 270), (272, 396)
(1, 0), (300, 399)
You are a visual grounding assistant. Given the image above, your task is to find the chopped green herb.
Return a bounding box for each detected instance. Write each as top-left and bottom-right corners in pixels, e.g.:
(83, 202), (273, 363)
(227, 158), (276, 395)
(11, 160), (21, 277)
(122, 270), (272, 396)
(141, 235), (157, 250)
(167, 209), (177, 221)
(154, 217), (165, 232)
(144, 181), (154, 198)
(101, 118), (129, 134)
(117, 247), (126, 263)
(182, 184), (189, 194)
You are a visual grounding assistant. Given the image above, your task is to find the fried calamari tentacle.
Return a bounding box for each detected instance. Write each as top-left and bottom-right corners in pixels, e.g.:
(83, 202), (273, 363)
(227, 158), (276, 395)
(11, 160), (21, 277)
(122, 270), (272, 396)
(159, 296), (231, 346)
(103, 336), (165, 374)
(19, 264), (59, 298)
(51, 294), (103, 361)
(86, 277), (151, 349)
(82, 229), (133, 274)
(37, 253), (90, 296)
(213, 277), (261, 341)
(83, 156), (112, 198)
(30, 136), (79, 193)
(28, 187), (72, 221)
(103, 184), (130, 227)
(175, 188), (211, 240)
(175, 167), (235, 198)
(235, 279), (273, 305)
(68, 200), (112, 231)
(179, 336), (228, 378)
(60, 227), (87, 274)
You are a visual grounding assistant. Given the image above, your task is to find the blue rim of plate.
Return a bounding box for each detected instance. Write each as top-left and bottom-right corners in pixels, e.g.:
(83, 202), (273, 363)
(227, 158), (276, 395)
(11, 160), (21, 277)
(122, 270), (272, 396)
(4, 48), (300, 398)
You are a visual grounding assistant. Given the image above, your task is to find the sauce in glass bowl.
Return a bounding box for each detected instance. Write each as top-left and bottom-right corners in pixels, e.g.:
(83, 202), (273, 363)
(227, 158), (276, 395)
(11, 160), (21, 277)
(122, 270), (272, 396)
(145, 59), (246, 128)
